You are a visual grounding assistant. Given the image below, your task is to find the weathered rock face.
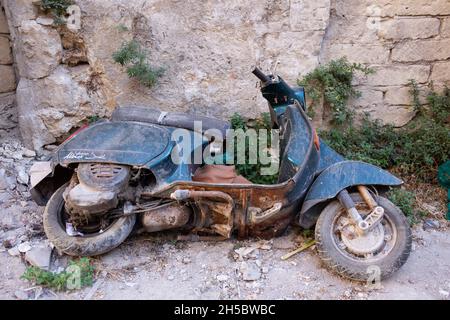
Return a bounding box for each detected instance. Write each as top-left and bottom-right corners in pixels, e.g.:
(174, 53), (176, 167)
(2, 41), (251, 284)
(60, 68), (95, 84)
(76, 0), (330, 119)
(2, 0), (37, 28)
(15, 20), (62, 79)
(1, 0), (450, 150)
(16, 65), (114, 148)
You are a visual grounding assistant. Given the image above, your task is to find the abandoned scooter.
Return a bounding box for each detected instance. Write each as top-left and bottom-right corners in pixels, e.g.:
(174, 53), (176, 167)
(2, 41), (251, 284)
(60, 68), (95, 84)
(29, 67), (411, 281)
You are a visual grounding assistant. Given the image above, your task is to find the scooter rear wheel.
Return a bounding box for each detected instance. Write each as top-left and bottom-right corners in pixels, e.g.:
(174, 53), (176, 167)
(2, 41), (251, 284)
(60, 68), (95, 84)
(315, 193), (412, 282)
(43, 183), (136, 256)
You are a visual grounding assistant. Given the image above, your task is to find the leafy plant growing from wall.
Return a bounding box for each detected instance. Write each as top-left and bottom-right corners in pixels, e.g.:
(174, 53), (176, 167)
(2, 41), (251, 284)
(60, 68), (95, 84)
(298, 57), (374, 124)
(112, 40), (164, 88)
(39, 0), (73, 25)
(320, 83), (449, 184)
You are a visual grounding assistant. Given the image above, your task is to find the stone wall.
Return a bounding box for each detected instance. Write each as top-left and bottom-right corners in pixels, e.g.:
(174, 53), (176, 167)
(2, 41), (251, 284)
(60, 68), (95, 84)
(320, 0), (450, 127)
(0, 2), (16, 136)
(1, 0), (450, 151)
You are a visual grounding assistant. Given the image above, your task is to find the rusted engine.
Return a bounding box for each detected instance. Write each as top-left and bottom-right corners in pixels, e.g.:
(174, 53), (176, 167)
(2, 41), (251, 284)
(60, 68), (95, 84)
(64, 163), (131, 215)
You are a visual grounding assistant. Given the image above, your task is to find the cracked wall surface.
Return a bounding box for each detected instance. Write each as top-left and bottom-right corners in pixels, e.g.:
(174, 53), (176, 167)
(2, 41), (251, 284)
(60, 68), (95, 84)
(1, 0), (449, 151)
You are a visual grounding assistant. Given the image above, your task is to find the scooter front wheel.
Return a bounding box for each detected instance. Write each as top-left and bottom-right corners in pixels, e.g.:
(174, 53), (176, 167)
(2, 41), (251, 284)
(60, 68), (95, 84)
(43, 183), (136, 256)
(315, 193), (412, 282)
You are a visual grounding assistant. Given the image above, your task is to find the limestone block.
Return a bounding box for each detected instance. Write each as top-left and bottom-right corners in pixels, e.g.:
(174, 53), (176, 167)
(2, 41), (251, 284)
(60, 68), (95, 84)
(0, 64), (15, 92)
(0, 6), (10, 33)
(441, 18), (450, 38)
(0, 35), (12, 64)
(2, 0), (38, 28)
(16, 66), (97, 150)
(378, 18), (440, 40)
(355, 65), (430, 86)
(392, 39), (450, 62)
(16, 20), (62, 79)
(377, 0), (450, 17)
(321, 43), (389, 64)
(430, 61), (450, 87)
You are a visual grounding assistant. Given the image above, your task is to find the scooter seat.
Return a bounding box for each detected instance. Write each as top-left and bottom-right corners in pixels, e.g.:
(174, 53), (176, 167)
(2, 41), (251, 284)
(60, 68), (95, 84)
(111, 106), (230, 137)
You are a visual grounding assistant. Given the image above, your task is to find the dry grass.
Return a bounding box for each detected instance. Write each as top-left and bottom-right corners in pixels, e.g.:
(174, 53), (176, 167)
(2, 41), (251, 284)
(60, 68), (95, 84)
(393, 168), (447, 221)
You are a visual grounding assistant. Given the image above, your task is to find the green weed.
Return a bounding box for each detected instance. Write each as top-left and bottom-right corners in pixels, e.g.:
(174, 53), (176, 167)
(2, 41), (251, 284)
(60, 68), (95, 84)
(21, 257), (95, 291)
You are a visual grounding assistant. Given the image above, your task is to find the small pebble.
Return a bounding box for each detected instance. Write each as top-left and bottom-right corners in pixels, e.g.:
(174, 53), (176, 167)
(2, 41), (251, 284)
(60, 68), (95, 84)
(216, 274), (229, 282)
(14, 290), (29, 300)
(439, 289), (449, 298)
(182, 257), (191, 264)
(7, 247), (20, 256)
(18, 242), (32, 253)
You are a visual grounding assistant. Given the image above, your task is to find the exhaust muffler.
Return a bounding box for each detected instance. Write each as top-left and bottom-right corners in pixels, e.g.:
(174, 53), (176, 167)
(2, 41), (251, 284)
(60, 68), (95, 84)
(140, 202), (191, 232)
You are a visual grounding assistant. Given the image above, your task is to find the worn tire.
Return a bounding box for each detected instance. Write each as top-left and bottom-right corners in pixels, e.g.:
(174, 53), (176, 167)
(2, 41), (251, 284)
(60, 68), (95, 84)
(43, 183), (136, 256)
(315, 193), (412, 282)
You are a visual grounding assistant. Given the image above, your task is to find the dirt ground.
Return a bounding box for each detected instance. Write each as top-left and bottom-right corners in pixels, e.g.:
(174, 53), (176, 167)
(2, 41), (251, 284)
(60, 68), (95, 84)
(1, 132), (449, 300)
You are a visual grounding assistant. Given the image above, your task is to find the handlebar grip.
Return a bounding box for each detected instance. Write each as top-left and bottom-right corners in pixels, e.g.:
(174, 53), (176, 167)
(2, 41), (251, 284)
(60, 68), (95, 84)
(252, 66), (271, 83)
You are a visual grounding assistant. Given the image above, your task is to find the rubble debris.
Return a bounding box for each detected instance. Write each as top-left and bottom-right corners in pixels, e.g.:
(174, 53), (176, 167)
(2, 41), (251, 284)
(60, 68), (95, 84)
(0, 168), (8, 190)
(439, 289), (449, 298)
(8, 246), (20, 256)
(18, 242), (32, 253)
(182, 257), (191, 264)
(25, 244), (53, 270)
(423, 219), (440, 230)
(16, 166), (29, 185)
(22, 149), (36, 158)
(240, 261), (261, 281)
(14, 290), (29, 300)
(216, 274), (229, 282)
(234, 246), (257, 260)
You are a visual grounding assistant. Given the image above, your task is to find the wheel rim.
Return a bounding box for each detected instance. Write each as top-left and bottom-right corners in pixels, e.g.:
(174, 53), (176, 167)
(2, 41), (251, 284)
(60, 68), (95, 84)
(55, 189), (121, 238)
(331, 202), (398, 262)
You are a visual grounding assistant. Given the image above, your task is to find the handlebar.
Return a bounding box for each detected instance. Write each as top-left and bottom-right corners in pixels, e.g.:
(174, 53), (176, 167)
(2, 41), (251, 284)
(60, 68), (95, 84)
(251, 66), (271, 83)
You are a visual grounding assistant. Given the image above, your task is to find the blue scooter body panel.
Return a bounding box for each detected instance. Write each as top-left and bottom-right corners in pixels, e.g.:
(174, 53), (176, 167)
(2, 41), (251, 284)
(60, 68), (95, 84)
(57, 121), (171, 167)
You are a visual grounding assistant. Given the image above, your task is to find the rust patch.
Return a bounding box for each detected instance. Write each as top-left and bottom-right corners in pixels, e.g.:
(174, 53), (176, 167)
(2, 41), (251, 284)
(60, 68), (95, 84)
(144, 179), (296, 240)
(141, 202), (191, 232)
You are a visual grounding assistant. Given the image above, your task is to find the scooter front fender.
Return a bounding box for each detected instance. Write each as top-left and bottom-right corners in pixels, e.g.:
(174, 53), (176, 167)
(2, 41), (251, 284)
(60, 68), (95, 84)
(298, 160), (403, 228)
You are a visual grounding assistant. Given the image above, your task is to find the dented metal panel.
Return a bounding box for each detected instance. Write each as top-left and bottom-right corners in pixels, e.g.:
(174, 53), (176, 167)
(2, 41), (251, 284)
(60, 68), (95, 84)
(303, 160), (403, 206)
(57, 121), (171, 166)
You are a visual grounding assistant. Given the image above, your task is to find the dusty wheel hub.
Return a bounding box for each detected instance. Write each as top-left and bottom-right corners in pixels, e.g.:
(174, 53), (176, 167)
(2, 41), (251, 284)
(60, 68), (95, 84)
(341, 224), (385, 255)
